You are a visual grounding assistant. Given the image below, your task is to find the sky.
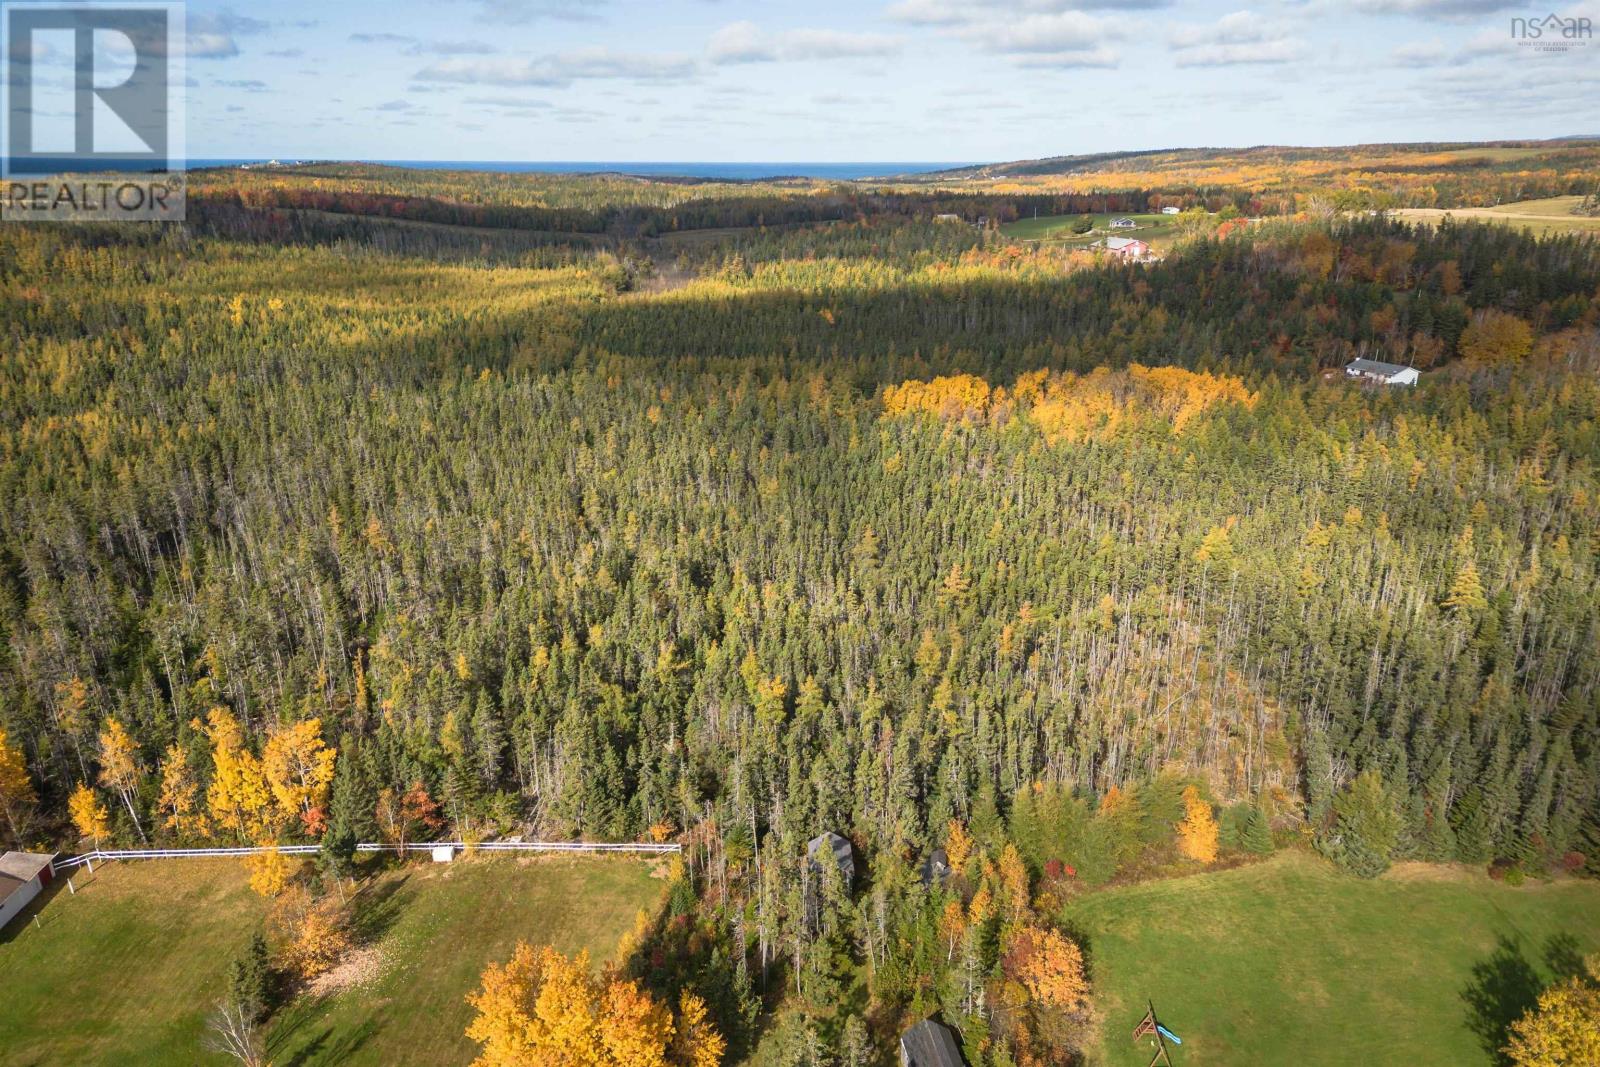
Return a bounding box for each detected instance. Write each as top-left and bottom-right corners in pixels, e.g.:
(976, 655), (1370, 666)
(169, 0), (1600, 161)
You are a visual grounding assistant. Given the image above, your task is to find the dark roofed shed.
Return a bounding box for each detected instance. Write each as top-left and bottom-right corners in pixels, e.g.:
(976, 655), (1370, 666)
(900, 1018), (965, 1067)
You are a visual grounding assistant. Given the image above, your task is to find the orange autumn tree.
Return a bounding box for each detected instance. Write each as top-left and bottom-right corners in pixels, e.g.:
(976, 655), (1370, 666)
(1177, 785), (1220, 864)
(465, 943), (725, 1067)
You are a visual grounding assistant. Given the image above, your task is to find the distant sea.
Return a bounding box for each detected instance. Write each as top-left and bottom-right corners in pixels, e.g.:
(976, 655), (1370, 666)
(186, 159), (968, 181)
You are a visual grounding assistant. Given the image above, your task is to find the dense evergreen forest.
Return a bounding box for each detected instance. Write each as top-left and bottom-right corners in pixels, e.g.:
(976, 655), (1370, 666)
(2, 165), (1598, 1063)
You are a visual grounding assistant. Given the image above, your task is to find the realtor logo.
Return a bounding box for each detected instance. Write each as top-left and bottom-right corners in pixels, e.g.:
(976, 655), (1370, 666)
(2, 1), (185, 220)
(1511, 12), (1592, 52)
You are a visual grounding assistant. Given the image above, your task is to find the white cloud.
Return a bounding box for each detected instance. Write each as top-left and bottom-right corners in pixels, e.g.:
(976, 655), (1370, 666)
(1351, 0), (1522, 13)
(407, 40), (500, 56)
(707, 22), (903, 64)
(188, 10), (269, 60)
(1169, 10), (1305, 66)
(414, 48), (698, 87)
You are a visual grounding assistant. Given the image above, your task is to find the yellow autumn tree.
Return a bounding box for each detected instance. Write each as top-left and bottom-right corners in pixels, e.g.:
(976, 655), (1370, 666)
(671, 992), (726, 1067)
(1504, 955), (1600, 1067)
(0, 728), (37, 844)
(465, 943), (724, 1067)
(69, 782), (111, 846)
(156, 744), (207, 839)
(262, 718), (337, 836)
(997, 843), (1030, 923)
(98, 718), (146, 842)
(247, 845), (293, 898)
(203, 708), (274, 841)
(600, 978), (675, 1067)
(1460, 310), (1534, 367)
(945, 818), (974, 874)
(274, 887), (353, 978)
(1177, 785), (1219, 864)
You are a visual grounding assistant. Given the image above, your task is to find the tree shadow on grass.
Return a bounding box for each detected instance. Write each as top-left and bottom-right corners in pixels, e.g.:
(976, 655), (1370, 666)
(347, 871), (412, 946)
(1461, 934), (1543, 1065)
(1544, 932), (1584, 982)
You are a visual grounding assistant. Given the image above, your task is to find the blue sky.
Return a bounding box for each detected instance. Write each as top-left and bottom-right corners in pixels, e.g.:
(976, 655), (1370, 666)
(179, 0), (1600, 161)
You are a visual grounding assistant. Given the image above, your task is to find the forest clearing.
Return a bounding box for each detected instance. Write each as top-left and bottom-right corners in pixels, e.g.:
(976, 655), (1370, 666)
(1067, 852), (1600, 1065)
(1392, 196), (1600, 237)
(0, 855), (666, 1065)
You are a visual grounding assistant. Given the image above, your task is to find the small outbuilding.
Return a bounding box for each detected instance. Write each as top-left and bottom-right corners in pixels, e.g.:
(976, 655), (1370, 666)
(807, 832), (855, 887)
(919, 848), (952, 887)
(1161, 205), (1182, 215)
(1109, 217), (1137, 228)
(900, 1018), (965, 1066)
(1344, 358), (1420, 386)
(0, 851), (57, 932)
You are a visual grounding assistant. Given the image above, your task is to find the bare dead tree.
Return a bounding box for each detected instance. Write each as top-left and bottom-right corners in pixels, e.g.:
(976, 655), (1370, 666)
(204, 995), (266, 1067)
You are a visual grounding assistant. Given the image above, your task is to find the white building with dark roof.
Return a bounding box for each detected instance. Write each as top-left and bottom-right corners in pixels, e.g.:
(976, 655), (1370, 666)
(0, 851), (56, 932)
(1345, 358), (1420, 386)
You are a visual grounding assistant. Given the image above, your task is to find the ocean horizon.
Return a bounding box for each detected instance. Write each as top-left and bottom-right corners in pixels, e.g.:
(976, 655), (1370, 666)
(186, 159), (971, 181)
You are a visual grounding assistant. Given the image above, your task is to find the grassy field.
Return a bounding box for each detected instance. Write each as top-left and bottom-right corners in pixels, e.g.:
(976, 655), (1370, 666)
(1393, 196), (1600, 237)
(0, 854), (667, 1066)
(1000, 212), (1179, 247)
(1065, 851), (1600, 1066)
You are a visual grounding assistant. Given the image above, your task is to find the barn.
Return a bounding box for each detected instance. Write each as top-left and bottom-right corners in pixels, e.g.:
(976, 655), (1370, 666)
(0, 851), (57, 932)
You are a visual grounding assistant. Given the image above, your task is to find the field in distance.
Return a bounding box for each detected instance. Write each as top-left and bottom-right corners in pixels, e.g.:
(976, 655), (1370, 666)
(1391, 195), (1600, 237)
(1066, 851), (1600, 1066)
(1000, 212), (1179, 247)
(0, 855), (667, 1066)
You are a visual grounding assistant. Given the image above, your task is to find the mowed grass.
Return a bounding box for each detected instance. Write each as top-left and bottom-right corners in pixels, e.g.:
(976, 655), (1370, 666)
(1065, 851), (1600, 1067)
(0, 854), (667, 1067)
(1000, 212), (1179, 247)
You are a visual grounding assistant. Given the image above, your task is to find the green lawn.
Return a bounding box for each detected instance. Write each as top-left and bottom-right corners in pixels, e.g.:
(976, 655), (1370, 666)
(0, 854), (667, 1066)
(1000, 212), (1180, 247)
(1065, 851), (1600, 1066)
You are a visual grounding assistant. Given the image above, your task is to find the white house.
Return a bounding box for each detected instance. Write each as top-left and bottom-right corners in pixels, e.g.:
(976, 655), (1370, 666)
(0, 852), (56, 932)
(1345, 358), (1420, 386)
(1161, 206), (1182, 215)
(1109, 217), (1137, 228)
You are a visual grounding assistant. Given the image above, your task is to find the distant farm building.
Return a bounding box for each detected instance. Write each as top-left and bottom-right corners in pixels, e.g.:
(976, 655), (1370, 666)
(1096, 235), (1153, 261)
(0, 852), (56, 932)
(1161, 206), (1182, 215)
(933, 213), (962, 222)
(1109, 217), (1137, 228)
(807, 832), (855, 886)
(1345, 358), (1420, 386)
(900, 1018), (965, 1066)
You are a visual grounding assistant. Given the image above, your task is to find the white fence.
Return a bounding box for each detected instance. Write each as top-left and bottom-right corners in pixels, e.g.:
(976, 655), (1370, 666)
(52, 840), (678, 873)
